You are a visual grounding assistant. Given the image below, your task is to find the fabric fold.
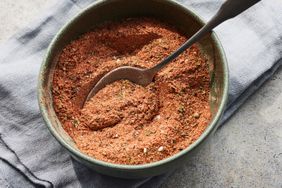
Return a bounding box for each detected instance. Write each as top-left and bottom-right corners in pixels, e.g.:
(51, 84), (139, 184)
(0, 138), (52, 187)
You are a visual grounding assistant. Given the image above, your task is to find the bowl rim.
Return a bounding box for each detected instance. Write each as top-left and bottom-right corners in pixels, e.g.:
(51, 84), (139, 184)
(38, 0), (229, 170)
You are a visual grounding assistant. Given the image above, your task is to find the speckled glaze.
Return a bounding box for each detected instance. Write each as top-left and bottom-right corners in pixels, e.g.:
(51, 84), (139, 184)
(38, 0), (229, 178)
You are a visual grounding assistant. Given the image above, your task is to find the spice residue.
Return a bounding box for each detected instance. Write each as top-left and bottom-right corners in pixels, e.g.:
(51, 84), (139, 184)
(52, 18), (211, 165)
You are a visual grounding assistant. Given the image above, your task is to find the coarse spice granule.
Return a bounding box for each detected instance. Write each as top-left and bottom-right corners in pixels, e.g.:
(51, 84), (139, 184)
(52, 18), (211, 165)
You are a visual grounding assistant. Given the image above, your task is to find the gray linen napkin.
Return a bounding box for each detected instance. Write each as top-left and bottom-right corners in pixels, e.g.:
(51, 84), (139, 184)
(0, 0), (281, 187)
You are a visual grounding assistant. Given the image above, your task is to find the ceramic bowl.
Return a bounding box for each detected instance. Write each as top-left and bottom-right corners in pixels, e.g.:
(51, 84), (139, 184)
(38, 0), (228, 178)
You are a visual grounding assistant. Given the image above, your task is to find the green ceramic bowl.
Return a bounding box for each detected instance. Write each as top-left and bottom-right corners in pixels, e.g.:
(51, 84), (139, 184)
(38, 0), (228, 178)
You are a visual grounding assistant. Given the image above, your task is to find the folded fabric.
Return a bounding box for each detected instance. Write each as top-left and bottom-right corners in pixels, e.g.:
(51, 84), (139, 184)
(0, 0), (281, 187)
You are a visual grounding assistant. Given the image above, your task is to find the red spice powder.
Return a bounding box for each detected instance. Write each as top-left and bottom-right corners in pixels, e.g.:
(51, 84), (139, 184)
(52, 18), (211, 165)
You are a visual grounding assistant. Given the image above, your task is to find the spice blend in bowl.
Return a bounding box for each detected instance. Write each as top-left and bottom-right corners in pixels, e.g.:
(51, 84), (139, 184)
(52, 18), (211, 165)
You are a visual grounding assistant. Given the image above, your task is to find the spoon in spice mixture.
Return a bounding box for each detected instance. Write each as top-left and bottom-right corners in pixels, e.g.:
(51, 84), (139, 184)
(83, 0), (261, 106)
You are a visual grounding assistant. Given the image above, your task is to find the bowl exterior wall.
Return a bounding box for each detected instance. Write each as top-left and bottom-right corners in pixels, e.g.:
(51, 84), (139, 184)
(38, 0), (228, 178)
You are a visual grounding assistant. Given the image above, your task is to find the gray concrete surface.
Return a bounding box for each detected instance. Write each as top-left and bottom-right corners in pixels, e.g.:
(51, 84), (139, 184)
(0, 1), (281, 187)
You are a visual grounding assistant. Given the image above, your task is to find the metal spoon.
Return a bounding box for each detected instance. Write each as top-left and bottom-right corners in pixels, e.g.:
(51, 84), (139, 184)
(83, 0), (261, 106)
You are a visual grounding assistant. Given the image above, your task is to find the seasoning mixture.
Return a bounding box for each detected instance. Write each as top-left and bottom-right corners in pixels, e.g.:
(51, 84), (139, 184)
(52, 18), (211, 165)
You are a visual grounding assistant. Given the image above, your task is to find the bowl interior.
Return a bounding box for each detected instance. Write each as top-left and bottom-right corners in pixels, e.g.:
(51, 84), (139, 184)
(39, 0), (227, 169)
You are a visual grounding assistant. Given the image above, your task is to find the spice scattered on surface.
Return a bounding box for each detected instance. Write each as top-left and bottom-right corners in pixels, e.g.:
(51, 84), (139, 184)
(52, 18), (211, 165)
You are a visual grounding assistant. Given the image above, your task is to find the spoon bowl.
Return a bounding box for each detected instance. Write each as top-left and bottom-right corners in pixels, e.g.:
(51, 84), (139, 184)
(85, 66), (155, 103)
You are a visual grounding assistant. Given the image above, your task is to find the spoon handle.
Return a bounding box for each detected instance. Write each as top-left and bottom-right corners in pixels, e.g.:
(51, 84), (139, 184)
(149, 0), (261, 73)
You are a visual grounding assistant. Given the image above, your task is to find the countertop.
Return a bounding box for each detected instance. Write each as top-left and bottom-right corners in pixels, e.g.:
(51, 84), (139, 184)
(0, 1), (281, 187)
